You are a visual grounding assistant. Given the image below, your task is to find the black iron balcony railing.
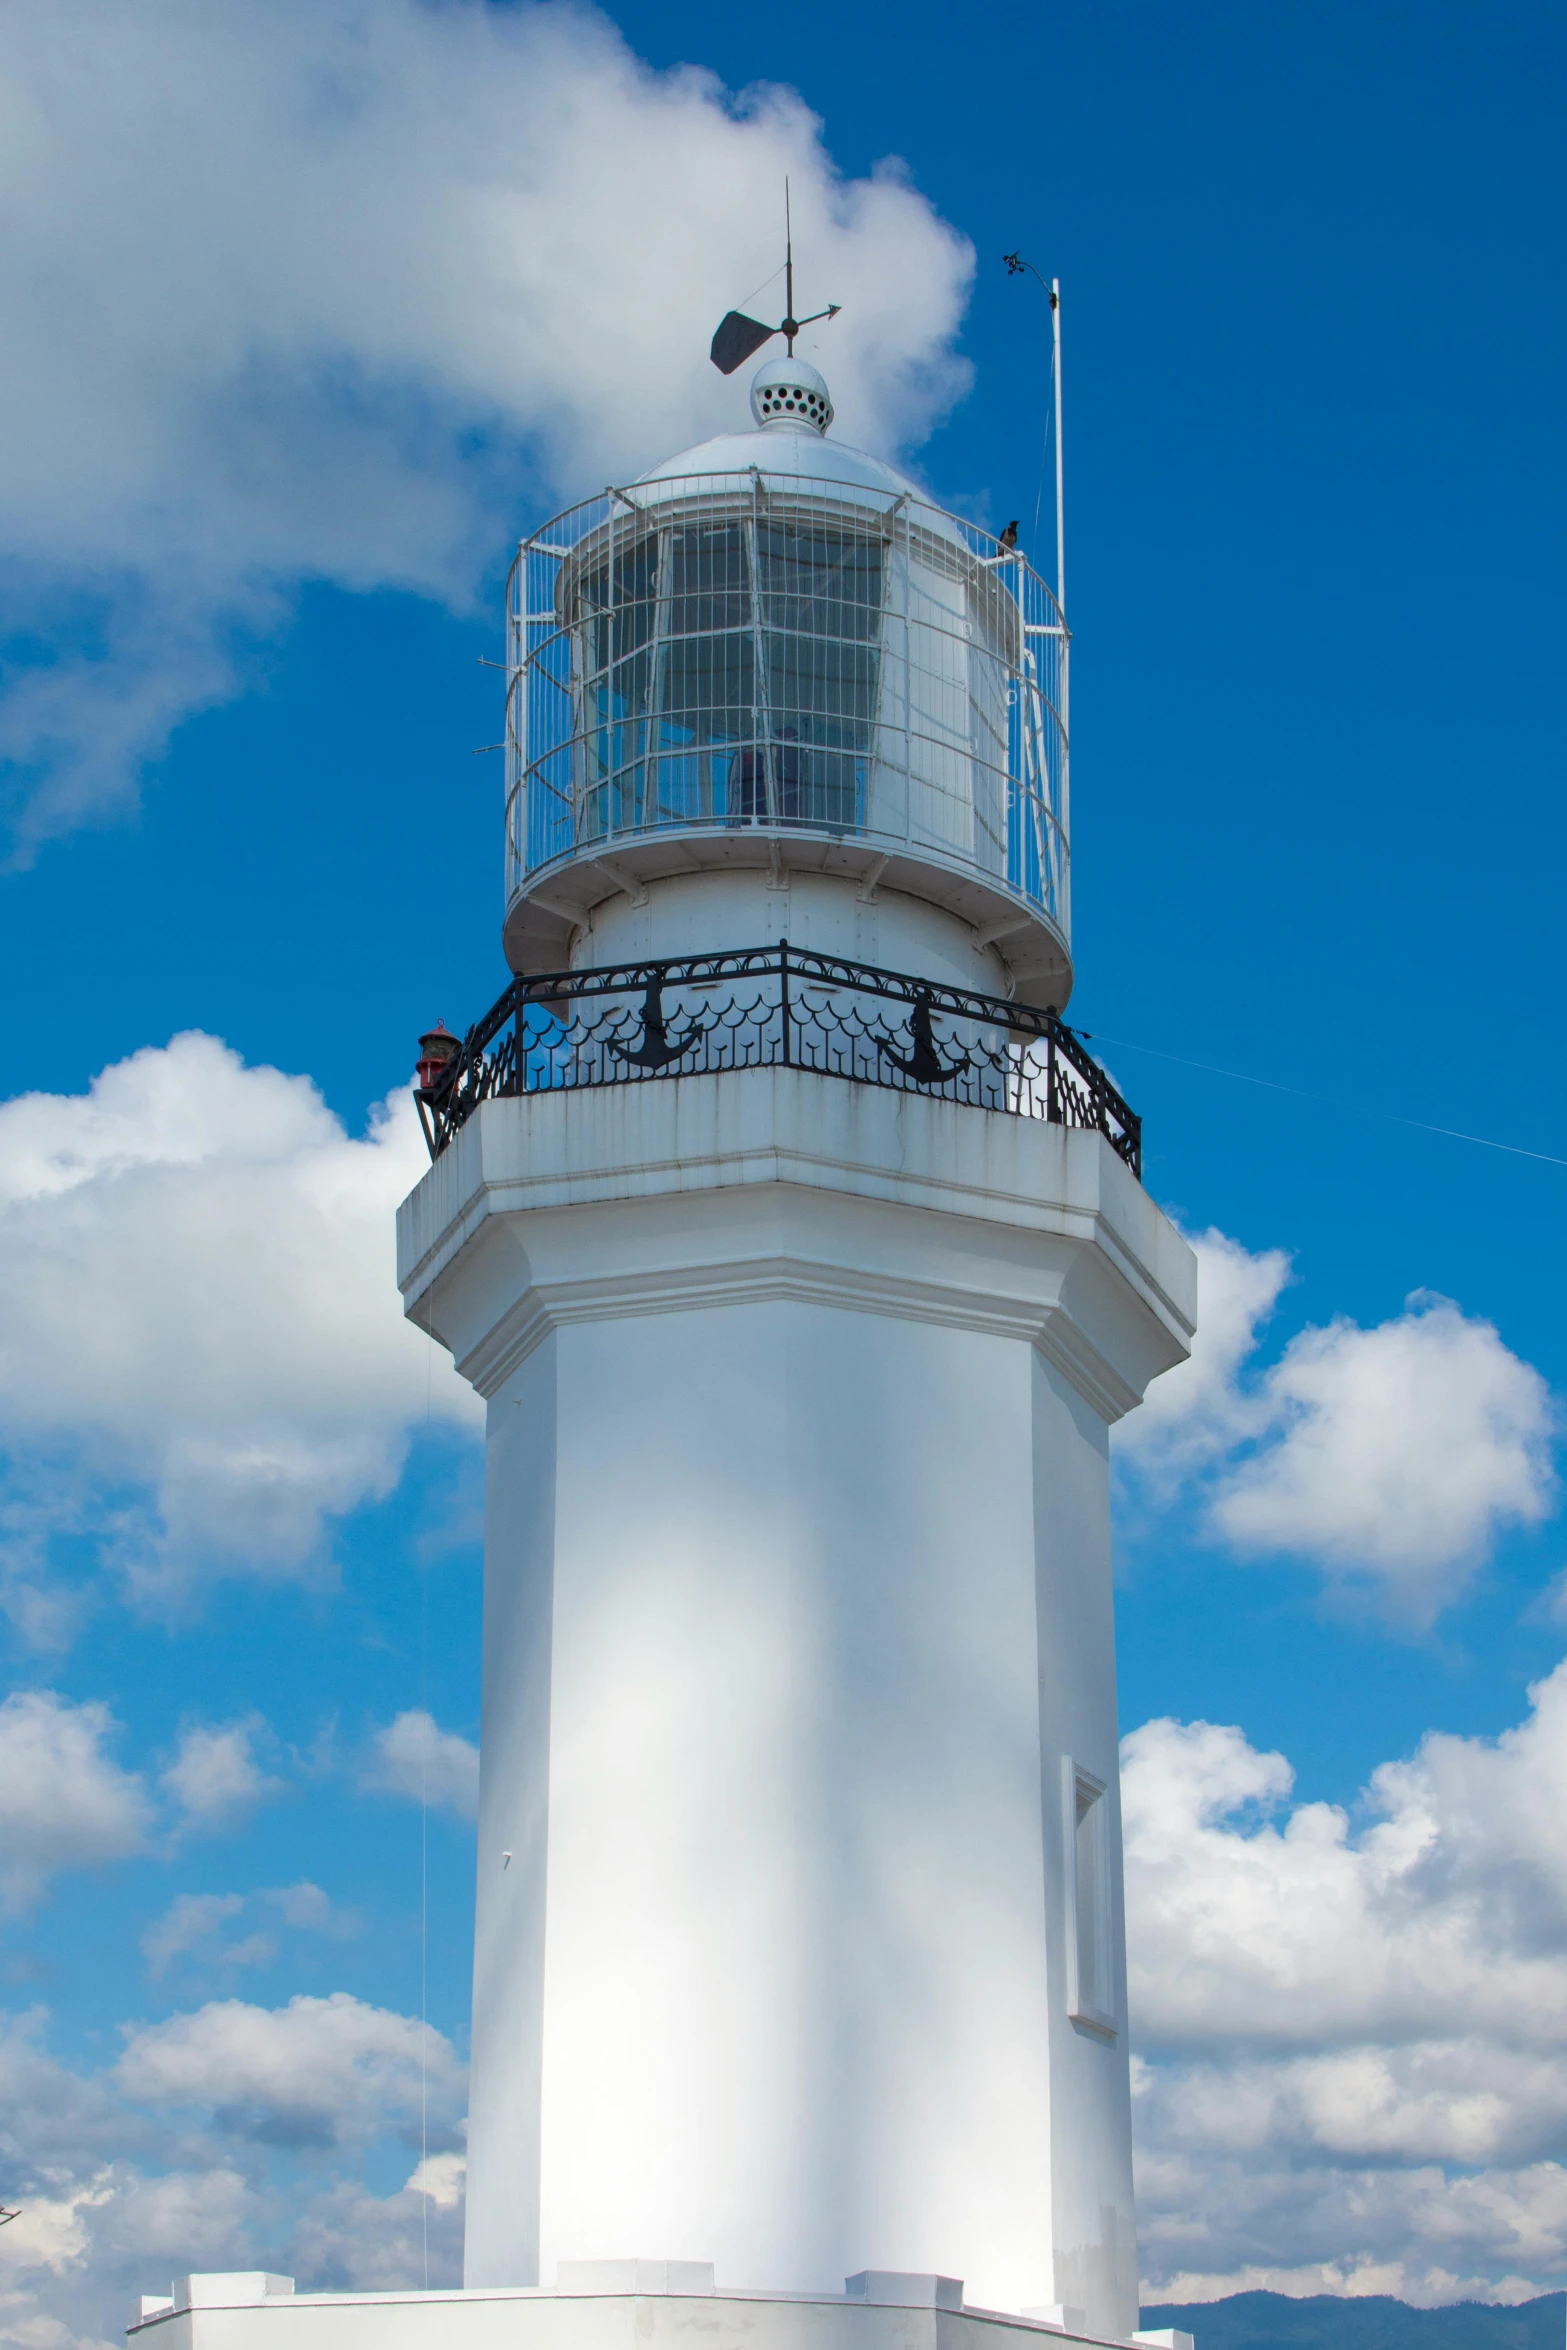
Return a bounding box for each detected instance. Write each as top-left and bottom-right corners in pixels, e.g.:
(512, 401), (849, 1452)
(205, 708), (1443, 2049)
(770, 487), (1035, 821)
(414, 943), (1140, 1179)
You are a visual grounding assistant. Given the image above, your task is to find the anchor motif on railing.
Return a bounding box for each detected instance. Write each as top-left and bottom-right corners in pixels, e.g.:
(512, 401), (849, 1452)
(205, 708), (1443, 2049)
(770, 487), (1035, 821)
(875, 991), (972, 1087)
(413, 944), (1142, 1180)
(608, 976), (708, 1070)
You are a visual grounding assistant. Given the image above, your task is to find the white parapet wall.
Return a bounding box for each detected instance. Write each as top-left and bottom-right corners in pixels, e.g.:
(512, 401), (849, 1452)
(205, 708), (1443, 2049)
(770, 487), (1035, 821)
(129, 2276), (1196, 2350)
(396, 1071), (1194, 2339)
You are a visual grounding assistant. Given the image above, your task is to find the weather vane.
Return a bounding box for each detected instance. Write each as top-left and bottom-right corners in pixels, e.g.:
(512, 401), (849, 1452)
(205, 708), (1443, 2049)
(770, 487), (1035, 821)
(1003, 251), (1059, 311)
(711, 183), (841, 374)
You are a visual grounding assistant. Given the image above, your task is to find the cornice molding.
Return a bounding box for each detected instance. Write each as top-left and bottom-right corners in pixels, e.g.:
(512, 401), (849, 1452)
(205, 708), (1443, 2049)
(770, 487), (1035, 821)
(458, 1248), (1141, 1422)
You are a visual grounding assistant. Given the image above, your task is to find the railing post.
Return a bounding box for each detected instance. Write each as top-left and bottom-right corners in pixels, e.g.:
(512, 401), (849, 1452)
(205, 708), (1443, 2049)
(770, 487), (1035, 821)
(1047, 1022), (1059, 1126)
(779, 939), (792, 1068)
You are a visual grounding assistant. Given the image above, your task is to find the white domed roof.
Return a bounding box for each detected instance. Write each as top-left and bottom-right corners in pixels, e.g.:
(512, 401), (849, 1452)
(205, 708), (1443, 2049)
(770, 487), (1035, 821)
(635, 421), (919, 501)
(628, 358), (965, 547)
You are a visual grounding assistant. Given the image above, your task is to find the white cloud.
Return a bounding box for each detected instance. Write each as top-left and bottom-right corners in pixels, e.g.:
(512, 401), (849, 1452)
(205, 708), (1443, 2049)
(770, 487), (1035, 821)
(1136, 2151), (1567, 2310)
(115, 1992), (464, 2149)
(365, 1710), (480, 1822)
(262, 1882), (360, 1939)
(1125, 1660), (1567, 2295)
(160, 1721), (280, 1831)
(404, 2151), (465, 2209)
(1116, 1227), (1291, 1477)
(1117, 1230), (1557, 1621)
(142, 1893), (248, 1981)
(143, 1882), (361, 1979)
(0, 0), (972, 856)
(0, 1692), (148, 1913)
(0, 2004), (464, 2346)
(1215, 1295), (1556, 1617)
(0, 2149), (466, 2347)
(0, 1032), (480, 1625)
(280, 2171), (465, 2297)
(0, 2019), (129, 2182)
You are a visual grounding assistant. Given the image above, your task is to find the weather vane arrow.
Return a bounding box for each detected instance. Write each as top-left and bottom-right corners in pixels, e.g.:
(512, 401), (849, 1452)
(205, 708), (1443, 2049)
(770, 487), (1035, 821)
(711, 182), (840, 372)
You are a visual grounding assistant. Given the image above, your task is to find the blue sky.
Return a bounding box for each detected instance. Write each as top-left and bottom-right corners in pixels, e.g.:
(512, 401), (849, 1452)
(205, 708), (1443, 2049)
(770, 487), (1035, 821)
(0, 0), (1564, 2338)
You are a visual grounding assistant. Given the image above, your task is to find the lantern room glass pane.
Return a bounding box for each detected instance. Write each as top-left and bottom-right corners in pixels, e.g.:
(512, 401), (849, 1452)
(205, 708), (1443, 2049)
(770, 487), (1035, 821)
(654, 524), (755, 823)
(574, 512), (887, 840)
(578, 532), (660, 842)
(753, 521), (882, 830)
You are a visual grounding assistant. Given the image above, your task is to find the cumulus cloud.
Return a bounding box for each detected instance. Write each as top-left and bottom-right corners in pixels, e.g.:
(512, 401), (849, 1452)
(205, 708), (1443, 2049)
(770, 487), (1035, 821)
(115, 1992), (464, 2149)
(0, 1032), (479, 1627)
(266, 2167), (464, 2299)
(160, 1721), (281, 1831)
(1117, 1230), (1556, 1622)
(0, 2005), (462, 2345)
(262, 1882), (360, 1939)
(0, 0), (972, 856)
(0, 1692), (148, 1913)
(0, 2010), (132, 2172)
(1126, 1661), (1567, 2297)
(1214, 1296), (1555, 1615)
(1117, 1227), (1291, 1476)
(0, 2152), (464, 2348)
(364, 1711), (480, 1822)
(142, 1882), (361, 1980)
(405, 2151), (466, 2209)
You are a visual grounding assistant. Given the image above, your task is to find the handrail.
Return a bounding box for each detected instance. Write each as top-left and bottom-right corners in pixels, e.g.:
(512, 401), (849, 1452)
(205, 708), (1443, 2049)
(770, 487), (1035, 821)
(414, 943), (1139, 1180)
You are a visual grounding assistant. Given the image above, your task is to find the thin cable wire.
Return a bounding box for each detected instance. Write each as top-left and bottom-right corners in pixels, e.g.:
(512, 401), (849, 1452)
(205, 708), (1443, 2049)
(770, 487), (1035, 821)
(1082, 1030), (1567, 1169)
(735, 260), (786, 315)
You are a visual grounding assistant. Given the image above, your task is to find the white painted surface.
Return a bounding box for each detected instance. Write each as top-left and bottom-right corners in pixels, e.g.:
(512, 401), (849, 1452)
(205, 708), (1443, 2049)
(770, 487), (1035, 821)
(526, 1299), (1051, 2305)
(129, 2283), (1144, 2350)
(635, 423), (930, 510)
(567, 871), (1014, 1001)
(398, 1080), (1194, 2338)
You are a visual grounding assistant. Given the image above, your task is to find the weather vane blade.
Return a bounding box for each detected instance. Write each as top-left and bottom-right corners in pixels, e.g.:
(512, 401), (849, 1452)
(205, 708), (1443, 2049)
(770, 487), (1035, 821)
(711, 311), (779, 375)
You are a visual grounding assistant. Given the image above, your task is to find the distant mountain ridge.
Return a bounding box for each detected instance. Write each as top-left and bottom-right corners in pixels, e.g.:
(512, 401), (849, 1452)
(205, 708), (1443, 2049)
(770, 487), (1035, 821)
(1139, 2293), (1567, 2350)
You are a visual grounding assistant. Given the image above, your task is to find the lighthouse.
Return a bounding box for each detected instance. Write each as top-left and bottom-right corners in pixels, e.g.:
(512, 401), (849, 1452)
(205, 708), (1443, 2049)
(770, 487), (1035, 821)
(399, 341), (1196, 2338)
(130, 337), (1196, 2349)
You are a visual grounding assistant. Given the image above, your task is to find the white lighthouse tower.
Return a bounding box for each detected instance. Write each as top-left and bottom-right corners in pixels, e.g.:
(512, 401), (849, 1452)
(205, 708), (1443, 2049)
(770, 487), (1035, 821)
(130, 339), (1196, 2350)
(400, 342), (1196, 2336)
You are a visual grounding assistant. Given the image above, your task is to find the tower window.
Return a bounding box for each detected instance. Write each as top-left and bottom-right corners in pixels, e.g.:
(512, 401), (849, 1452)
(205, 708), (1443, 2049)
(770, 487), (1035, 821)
(1064, 1762), (1116, 2037)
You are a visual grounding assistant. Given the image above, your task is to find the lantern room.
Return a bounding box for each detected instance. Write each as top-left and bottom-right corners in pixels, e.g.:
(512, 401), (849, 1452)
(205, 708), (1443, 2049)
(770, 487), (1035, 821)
(502, 356), (1073, 1010)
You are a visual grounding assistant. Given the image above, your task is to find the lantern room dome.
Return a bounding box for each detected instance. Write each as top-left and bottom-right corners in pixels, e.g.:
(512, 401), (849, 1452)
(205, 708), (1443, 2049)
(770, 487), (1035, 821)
(635, 410), (928, 508)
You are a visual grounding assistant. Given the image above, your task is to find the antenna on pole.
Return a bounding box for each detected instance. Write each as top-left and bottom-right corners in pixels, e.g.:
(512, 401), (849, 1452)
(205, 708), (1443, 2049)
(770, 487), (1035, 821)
(710, 191), (840, 374)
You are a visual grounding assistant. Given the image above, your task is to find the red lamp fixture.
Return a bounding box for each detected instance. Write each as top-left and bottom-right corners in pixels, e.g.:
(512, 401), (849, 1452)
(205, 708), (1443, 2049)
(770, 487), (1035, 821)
(415, 1021), (460, 1094)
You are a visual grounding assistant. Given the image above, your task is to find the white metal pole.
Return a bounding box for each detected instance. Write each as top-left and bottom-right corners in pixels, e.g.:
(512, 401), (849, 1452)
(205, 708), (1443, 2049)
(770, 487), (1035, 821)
(1051, 278), (1065, 617)
(1052, 277), (1069, 943)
